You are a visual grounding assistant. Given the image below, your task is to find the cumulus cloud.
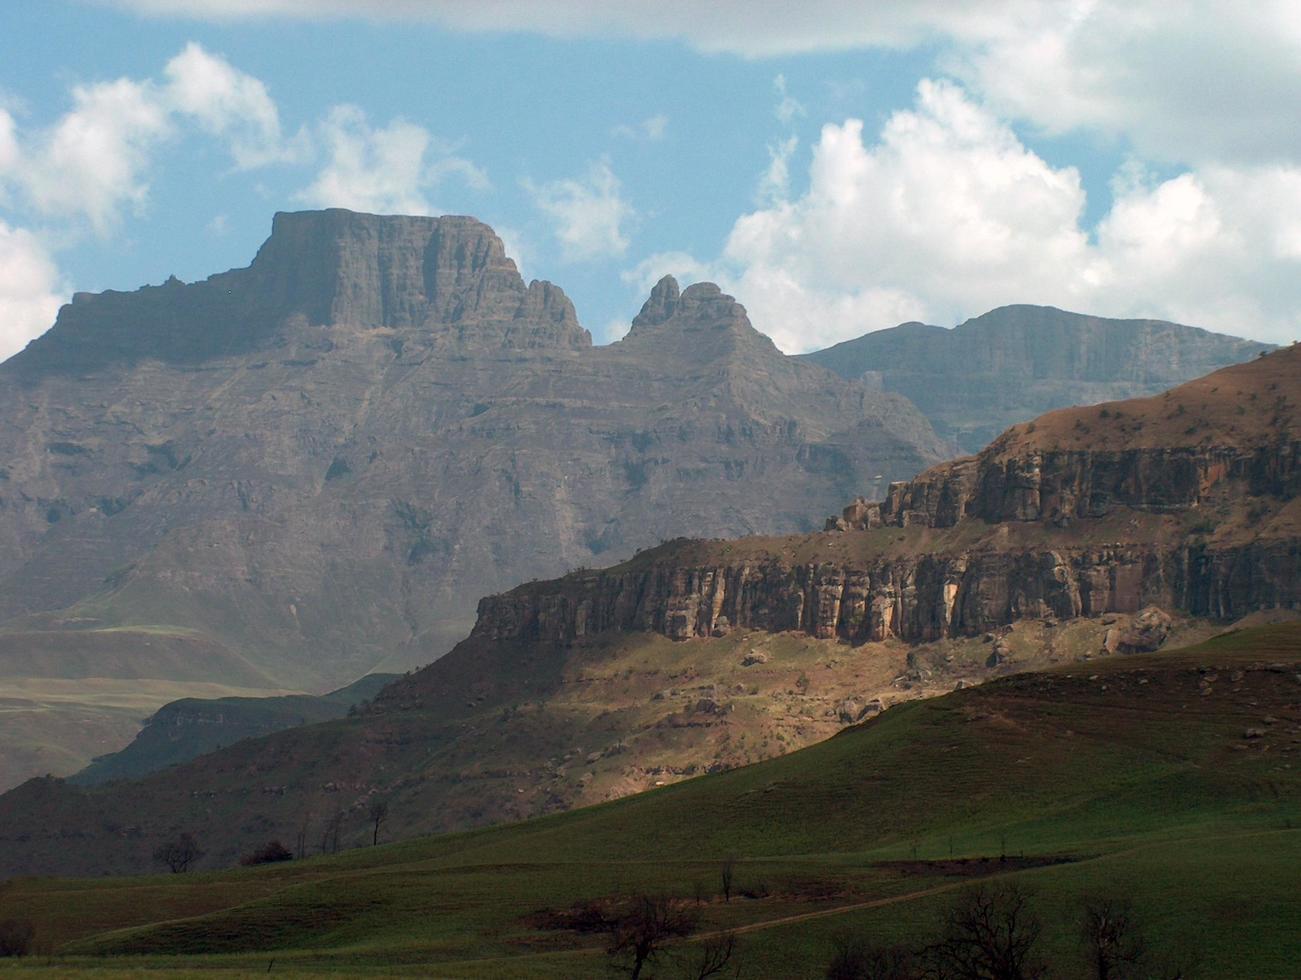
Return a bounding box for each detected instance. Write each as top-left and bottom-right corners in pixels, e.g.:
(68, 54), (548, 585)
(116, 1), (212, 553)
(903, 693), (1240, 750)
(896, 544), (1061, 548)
(0, 43), (300, 232)
(952, 2), (1301, 166)
(10, 77), (172, 233)
(0, 222), (66, 361)
(650, 79), (1300, 351)
(525, 158), (634, 262)
(163, 41), (302, 168)
(296, 105), (487, 215)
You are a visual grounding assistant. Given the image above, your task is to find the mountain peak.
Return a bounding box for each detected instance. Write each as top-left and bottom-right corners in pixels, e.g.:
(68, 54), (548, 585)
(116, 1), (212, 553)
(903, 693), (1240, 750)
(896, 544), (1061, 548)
(252, 209), (586, 342)
(17, 210), (590, 372)
(627, 277), (753, 335)
(629, 274), (681, 330)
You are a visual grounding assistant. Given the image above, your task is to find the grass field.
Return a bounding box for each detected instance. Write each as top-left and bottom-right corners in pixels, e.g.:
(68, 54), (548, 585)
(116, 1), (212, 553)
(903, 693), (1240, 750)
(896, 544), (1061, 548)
(2, 624), (1298, 977)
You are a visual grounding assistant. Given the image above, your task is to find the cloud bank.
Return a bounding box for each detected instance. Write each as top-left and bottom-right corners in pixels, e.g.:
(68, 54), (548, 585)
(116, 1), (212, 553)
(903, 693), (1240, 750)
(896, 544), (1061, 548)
(631, 80), (1301, 350)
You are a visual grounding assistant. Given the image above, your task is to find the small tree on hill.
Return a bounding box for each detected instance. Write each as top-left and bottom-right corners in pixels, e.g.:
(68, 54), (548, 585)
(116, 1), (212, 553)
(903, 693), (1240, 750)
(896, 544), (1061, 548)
(606, 894), (698, 979)
(825, 934), (915, 979)
(687, 931), (738, 979)
(720, 856), (736, 903)
(320, 810), (343, 855)
(368, 798), (389, 846)
(153, 832), (203, 874)
(1081, 897), (1147, 980)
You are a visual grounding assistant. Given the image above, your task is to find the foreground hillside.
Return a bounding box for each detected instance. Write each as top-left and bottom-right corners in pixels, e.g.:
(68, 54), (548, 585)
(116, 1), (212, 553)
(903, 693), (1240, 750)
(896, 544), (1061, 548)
(802, 304), (1273, 452)
(2, 625), (1297, 976)
(0, 345), (1294, 880)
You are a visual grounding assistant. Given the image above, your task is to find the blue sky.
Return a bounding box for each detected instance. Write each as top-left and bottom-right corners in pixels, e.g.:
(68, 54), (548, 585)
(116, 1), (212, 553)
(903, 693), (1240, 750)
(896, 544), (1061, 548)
(1, 2), (1298, 360)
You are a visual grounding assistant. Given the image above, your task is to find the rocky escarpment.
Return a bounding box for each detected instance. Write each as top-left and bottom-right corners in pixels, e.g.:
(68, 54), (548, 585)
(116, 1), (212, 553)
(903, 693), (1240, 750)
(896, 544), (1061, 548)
(473, 346), (1301, 649)
(472, 540), (1298, 648)
(801, 304), (1273, 453)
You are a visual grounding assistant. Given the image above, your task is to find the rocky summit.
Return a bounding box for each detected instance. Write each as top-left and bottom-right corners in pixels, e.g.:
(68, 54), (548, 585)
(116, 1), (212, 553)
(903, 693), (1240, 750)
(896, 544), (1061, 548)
(802, 304), (1273, 453)
(0, 209), (946, 696)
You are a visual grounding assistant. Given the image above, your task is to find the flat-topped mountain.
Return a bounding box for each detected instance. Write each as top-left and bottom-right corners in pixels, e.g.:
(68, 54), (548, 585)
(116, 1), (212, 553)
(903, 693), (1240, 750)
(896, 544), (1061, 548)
(802, 304), (1273, 452)
(0, 210), (945, 699)
(0, 347), (1293, 878)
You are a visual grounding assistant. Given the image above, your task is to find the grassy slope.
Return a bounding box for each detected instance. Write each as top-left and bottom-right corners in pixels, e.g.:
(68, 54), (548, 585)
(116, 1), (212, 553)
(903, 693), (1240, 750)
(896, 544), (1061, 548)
(3, 624), (1297, 976)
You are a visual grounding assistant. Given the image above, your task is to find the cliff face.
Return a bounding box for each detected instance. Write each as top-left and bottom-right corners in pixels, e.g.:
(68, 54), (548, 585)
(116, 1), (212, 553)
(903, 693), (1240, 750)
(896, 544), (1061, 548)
(801, 305), (1274, 453)
(471, 540), (1298, 648)
(470, 346), (1301, 650)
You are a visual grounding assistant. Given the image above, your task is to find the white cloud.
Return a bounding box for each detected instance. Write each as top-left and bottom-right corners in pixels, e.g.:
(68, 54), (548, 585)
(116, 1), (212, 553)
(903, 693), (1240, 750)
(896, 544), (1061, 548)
(652, 79), (1301, 351)
(526, 158), (633, 262)
(295, 105), (486, 215)
(14, 77), (172, 233)
(0, 222), (66, 361)
(773, 74), (805, 126)
(756, 134), (798, 205)
(93, 1), (1036, 54)
(0, 43), (301, 233)
(98, 2), (1301, 169)
(163, 41), (301, 168)
(612, 114), (668, 142)
(952, 2), (1301, 166)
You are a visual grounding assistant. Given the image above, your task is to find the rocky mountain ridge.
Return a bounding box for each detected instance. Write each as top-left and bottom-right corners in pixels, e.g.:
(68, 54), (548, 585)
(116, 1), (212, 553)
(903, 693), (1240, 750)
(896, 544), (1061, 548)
(801, 304), (1274, 452)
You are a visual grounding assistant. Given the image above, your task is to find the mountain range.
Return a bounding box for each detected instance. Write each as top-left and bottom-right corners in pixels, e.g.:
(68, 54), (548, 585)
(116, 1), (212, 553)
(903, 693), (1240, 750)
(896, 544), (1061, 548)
(1, 341), (1294, 878)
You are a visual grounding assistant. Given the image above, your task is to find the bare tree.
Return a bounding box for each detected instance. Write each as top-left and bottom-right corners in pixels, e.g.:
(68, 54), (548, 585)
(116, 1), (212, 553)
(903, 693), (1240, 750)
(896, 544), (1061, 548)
(606, 894), (699, 979)
(686, 931), (738, 979)
(720, 856), (736, 904)
(1081, 898), (1147, 980)
(153, 833), (203, 874)
(826, 934), (916, 980)
(368, 798), (390, 846)
(320, 810), (343, 855)
(923, 883), (1045, 980)
(294, 810), (312, 860)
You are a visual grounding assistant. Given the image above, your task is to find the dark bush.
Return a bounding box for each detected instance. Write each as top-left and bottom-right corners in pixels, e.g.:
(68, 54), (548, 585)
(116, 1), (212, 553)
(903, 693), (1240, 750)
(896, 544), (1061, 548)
(0, 919), (35, 957)
(240, 839), (294, 866)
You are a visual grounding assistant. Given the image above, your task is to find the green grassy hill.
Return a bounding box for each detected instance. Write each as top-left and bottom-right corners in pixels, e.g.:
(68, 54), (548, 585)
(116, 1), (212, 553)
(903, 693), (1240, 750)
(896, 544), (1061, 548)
(3, 624), (1297, 977)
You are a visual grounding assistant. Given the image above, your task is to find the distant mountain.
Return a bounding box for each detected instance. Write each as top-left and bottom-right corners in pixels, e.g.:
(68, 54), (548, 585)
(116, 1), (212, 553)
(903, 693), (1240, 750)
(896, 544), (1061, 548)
(71, 672), (399, 786)
(1, 345), (1294, 878)
(0, 209), (947, 696)
(801, 305), (1272, 453)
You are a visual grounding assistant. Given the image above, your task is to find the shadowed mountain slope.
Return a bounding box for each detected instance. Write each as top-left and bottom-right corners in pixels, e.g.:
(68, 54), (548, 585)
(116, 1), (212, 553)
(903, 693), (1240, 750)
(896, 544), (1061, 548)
(802, 305), (1273, 452)
(0, 211), (946, 693)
